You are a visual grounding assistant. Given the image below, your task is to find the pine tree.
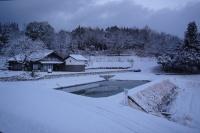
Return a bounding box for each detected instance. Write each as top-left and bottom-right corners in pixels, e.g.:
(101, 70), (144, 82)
(158, 21), (200, 73)
(184, 22), (199, 50)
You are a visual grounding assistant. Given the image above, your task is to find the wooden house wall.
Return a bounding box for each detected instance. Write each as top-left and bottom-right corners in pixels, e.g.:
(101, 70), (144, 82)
(64, 65), (85, 72)
(65, 57), (86, 65)
(8, 61), (23, 71)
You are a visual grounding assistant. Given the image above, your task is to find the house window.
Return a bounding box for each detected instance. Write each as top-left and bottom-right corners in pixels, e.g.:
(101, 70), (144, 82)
(42, 64), (53, 72)
(33, 64), (39, 70)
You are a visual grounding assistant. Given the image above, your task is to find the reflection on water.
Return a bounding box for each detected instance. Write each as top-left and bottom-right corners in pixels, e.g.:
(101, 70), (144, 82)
(64, 80), (150, 98)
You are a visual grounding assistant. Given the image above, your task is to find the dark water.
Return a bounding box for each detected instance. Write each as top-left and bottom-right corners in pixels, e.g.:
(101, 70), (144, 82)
(67, 80), (150, 98)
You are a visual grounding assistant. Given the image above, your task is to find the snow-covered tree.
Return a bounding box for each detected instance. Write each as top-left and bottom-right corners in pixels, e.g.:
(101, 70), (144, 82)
(5, 36), (47, 70)
(53, 30), (72, 57)
(184, 22), (200, 50)
(158, 21), (200, 73)
(5, 35), (46, 55)
(0, 21), (182, 56)
(0, 22), (20, 50)
(25, 21), (55, 48)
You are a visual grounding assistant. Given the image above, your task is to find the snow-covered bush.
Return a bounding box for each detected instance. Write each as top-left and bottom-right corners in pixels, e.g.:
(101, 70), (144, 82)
(158, 22), (200, 73)
(158, 51), (200, 73)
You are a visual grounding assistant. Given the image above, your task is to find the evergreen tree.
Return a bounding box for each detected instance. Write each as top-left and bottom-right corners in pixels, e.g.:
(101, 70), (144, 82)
(158, 21), (200, 73)
(184, 22), (199, 50)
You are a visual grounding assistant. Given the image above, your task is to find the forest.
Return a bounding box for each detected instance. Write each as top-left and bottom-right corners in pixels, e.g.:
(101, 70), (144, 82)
(0, 21), (181, 58)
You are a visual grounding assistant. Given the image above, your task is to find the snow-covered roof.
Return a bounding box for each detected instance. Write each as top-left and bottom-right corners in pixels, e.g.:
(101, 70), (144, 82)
(8, 54), (26, 62)
(29, 50), (54, 61)
(68, 54), (88, 61)
(8, 50), (54, 62)
(40, 61), (63, 64)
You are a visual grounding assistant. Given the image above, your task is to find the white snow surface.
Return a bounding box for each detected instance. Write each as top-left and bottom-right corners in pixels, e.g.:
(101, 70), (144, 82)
(86, 55), (156, 70)
(87, 61), (132, 69)
(169, 79), (200, 129)
(0, 69), (127, 79)
(0, 55), (200, 133)
(0, 70), (25, 78)
(0, 77), (198, 133)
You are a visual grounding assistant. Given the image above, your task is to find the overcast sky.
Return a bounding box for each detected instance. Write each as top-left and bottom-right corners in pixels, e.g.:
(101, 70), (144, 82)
(0, 0), (200, 37)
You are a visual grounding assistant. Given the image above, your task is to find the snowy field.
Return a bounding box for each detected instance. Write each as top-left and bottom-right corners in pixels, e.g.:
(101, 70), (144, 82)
(0, 56), (200, 133)
(86, 55), (156, 70)
(0, 69), (127, 79)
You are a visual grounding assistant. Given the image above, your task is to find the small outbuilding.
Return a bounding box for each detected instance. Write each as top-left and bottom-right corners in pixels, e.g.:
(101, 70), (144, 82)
(8, 50), (64, 72)
(65, 54), (88, 72)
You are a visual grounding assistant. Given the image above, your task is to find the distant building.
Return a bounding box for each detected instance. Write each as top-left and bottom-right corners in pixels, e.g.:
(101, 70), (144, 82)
(65, 54), (88, 72)
(8, 51), (88, 72)
(8, 50), (64, 72)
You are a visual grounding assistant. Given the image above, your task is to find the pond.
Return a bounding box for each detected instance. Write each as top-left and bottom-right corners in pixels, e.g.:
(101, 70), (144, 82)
(58, 80), (150, 98)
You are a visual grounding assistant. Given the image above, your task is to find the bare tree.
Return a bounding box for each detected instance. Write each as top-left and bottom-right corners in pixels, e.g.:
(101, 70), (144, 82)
(5, 36), (47, 71)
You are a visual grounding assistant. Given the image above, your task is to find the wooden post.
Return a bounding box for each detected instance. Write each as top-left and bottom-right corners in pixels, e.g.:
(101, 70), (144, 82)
(124, 89), (128, 105)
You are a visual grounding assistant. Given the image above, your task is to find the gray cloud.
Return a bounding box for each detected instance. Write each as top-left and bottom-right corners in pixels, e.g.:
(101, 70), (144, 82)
(0, 0), (199, 37)
(148, 2), (200, 36)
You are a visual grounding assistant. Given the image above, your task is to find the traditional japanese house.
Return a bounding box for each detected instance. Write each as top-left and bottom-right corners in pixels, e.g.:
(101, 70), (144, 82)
(64, 54), (88, 72)
(8, 50), (64, 72)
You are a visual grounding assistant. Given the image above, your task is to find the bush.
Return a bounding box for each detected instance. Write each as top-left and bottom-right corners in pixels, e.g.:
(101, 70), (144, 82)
(158, 50), (200, 73)
(158, 22), (200, 73)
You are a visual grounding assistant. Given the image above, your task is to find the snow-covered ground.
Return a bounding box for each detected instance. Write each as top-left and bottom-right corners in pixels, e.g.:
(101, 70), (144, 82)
(0, 70), (24, 78)
(0, 69), (128, 80)
(86, 55), (156, 70)
(170, 79), (200, 129)
(0, 55), (200, 133)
